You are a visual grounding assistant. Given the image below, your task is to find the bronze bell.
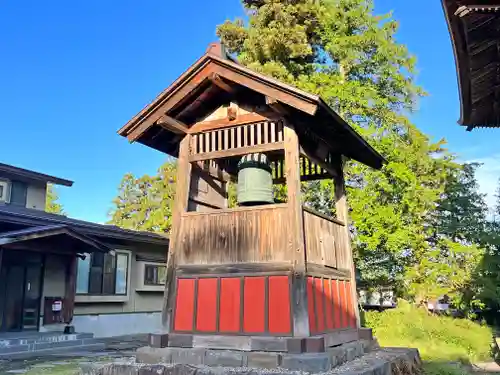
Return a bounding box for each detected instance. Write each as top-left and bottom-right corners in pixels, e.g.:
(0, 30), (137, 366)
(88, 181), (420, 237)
(237, 153), (274, 206)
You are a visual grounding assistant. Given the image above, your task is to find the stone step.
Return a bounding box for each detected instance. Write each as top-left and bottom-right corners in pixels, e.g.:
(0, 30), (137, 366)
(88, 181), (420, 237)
(0, 341), (106, 360)
(0, 332), (93, 347)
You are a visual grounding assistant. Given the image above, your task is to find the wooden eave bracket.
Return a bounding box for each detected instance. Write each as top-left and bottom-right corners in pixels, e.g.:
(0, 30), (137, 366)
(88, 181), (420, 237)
(156, 115), (189, 135)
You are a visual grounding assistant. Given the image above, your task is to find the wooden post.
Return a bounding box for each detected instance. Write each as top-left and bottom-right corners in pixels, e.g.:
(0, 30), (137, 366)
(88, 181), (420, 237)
(333, 156), (360, 327)
(162, 134), (192, 332)
(284, 124), (309, 337)
(64, 254), (78, 324)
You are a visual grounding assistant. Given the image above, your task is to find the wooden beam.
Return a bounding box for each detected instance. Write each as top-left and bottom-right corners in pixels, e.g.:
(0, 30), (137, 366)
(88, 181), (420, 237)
(284, 124), (309, 337)
(210, 73), (237, 94)
(163, 134), (192, 332)
(333, 156), (360, 328)
(265, 96), (290, 116)
(191, 161), (233, 182)
(64, 254), (78, 324)
(157, 115), (189, 134)
(189, 113), (270, 133)
(189, 141), (284, 162)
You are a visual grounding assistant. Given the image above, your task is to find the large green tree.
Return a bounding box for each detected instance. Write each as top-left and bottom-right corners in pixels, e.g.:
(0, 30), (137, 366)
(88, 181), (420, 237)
(108, 161), (177, 233)
(217, 0), (456, 294)
(45, 184), (65, 215)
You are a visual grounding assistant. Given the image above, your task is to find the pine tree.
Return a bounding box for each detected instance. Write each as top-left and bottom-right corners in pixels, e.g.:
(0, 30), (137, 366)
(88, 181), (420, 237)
(108, 160), (176, 234)
(217, 0), (457, 292)
(45, 184), (65, 215)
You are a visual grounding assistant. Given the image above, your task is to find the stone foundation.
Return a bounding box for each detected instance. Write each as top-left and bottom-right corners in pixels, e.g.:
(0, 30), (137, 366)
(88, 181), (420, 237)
(79, 347), (421, 375)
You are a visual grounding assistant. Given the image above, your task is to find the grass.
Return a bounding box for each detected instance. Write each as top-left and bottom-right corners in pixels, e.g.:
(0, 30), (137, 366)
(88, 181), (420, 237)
(364, 301), (494, 375)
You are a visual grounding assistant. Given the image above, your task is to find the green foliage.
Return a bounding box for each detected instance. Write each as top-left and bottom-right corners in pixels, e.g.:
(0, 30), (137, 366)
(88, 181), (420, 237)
(45, 184), (65, 215)
(108, 160), (176, 233)
(365, 301), (492, 363)
(217, 0), (460, 296)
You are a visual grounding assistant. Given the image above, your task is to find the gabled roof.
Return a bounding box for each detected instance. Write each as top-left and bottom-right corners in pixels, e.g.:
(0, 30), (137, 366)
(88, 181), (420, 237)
(442, 0), (500, 130)
(118, 43), (385, 170)
(0, 224), (111, 253)
(0, 204), (169, 246)
(0, 163), (73, 186)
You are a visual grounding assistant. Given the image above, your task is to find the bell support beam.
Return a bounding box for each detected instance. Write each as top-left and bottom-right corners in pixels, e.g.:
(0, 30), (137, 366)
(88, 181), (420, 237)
(284, 123), (310, 337)
(332, 155), (360, 328)
(162, 134), (192, 332)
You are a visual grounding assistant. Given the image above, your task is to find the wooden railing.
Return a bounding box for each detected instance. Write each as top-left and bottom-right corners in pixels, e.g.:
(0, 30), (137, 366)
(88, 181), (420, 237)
(302, 206), (349, 269)
(177, 204), (290, 265)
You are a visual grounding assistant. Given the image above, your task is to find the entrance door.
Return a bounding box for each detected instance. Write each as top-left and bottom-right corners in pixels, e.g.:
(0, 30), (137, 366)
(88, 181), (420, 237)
(0, 250), (43, 332)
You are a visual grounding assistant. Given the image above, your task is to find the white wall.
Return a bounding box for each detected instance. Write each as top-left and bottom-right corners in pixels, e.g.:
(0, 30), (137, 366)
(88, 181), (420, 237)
(26, 183), (47, 210)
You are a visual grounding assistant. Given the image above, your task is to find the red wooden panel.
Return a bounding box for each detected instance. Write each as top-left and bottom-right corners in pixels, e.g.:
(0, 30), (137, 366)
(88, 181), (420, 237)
(307, 277), (316, 334)
(338, 280), (348, 328)
(219, 278), (241, 333)
(174, 278), (195, 331)
(324, 278), (334, 330)
(332, 279), (342, 329)
(268, 276), (291, 334)
(345, 281), (356, 328)
(243, 277), (266, 333)
(314, 277), (325, 332)
(196, 278), (218, 332)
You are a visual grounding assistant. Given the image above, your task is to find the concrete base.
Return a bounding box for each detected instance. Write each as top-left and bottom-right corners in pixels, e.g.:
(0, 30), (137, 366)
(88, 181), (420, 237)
(136, 339), (373, 372)
(80, 347), (421, 375)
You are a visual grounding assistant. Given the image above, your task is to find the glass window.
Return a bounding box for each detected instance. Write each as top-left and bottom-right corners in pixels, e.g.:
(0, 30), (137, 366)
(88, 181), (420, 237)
(76, 251), (129, 295)
(76, 254), (90, 294)
(144, 264), (167, 286)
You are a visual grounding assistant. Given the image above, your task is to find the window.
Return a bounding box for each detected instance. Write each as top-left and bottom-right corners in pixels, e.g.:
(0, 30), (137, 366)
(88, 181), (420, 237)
(144, 264), (167, 286)
(0, 180), (11, 203)
(76, 251), (129, 295)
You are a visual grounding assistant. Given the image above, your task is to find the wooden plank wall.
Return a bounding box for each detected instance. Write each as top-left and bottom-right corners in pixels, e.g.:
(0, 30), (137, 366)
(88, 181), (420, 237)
(306, 276), (357, 334)
(177, 205), (290, 265)
(173, 275), (292, 336)
(303, 209), (349, 269)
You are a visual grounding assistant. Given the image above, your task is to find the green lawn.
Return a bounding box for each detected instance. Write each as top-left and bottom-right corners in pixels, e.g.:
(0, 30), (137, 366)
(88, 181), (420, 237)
(364, 301), (494, 375)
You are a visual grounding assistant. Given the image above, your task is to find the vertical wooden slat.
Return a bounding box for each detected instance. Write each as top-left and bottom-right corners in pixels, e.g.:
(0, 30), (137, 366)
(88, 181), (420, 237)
(270, 122), (276, 143)
(250, 123), (255, 146)
(263, 122), (269, 144)
(257, 122), (262, 144)
(218, 130), (223, 151)
(243, 125), (248, 147)
(278, 121), (284, 142)
(211, 131), (216, 152)
(191, 134), (197, 154)
(205, 132), (210, 153)
(237, 126), (242, 148)
(230, 127), (236, 149)
(224, 129), (229, 150)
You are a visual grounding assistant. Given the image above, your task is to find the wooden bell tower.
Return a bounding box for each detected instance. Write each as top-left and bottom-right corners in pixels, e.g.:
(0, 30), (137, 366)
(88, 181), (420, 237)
(119, 43), (384, 352)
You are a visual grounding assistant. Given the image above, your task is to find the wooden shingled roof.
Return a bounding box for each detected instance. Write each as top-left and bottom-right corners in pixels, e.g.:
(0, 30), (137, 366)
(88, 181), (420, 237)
(118, 43), (385, 170)
(442, 0), (500, 130)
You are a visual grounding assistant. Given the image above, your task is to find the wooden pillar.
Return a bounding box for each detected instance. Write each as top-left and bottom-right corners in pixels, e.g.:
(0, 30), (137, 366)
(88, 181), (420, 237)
(333, 156), (360, 327)
(162, 134), (192, 332)
(64, 254), (78, 324)
(284, 124), (309, 337)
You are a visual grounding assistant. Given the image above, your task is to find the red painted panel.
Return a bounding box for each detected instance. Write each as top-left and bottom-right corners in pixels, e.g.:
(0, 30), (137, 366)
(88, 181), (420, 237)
(243, 277), (266, 333)
(196, 278), (218, 332)
(314, 277), (325, 332)
(268, 276), (291, 334)
(332, 279), (342, 329)
(307, 277), (316, 334)
(174, 278), (195, 332)
(324, 278), (334, 330)
(219, 278), (241, 333)
(345, 281), (356, 328)
(338, 280), (348, 328)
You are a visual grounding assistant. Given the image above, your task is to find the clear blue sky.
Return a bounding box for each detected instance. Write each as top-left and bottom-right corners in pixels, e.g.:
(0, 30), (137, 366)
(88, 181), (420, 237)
(1, 0), (498, 224)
